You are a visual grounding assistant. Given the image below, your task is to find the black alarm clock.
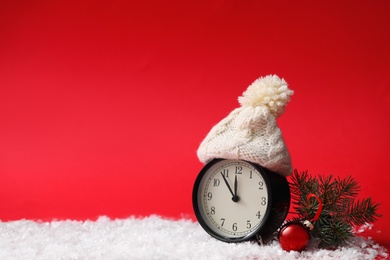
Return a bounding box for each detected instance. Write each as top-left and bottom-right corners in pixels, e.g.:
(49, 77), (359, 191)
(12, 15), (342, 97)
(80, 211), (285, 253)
(192, 159), (290, 243)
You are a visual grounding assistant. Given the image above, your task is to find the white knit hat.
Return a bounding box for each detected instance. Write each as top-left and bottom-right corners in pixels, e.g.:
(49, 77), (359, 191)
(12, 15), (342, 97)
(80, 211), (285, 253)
(197, 75), (294, 176)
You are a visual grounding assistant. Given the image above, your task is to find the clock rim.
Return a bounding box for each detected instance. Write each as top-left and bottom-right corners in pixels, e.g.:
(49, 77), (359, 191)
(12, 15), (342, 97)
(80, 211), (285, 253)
(192, 158), (275, 243)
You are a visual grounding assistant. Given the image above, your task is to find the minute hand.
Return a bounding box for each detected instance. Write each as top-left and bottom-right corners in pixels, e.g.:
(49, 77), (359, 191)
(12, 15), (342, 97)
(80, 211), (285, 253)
(221, 173), (239, 202)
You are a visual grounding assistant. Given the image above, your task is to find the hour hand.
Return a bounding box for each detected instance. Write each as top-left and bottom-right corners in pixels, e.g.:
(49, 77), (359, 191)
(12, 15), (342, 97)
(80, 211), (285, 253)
(233, 175), (239, 202)
(234, 175), (238, 197)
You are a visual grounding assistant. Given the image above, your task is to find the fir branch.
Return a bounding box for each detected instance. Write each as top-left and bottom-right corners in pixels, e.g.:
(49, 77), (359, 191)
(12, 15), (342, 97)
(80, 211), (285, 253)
(312, 214), (353, 248)
(332, 176), (361, 212)
(317, 174), (337, 210)
(336, 176), (360, 199)
(290, 170), (318, 216)
(339, 197), (382, 226)
(288, 170), (381, 249)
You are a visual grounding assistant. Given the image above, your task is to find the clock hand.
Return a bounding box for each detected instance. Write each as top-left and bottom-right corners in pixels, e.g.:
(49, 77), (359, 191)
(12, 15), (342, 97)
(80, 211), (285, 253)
(221, 172), (234, 196)
(221, 172), (239, 202)
(234, 175), (238, 196)
(233, 175), (239, 202)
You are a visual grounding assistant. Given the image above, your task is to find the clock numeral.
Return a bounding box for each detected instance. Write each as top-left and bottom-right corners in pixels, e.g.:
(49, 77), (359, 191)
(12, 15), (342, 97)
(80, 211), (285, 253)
(235, 166), (242, 175)
(220, 218), (225, 226)
(210, 206), (216, 215)
(221, 169), (229, 177)
(246, 220), (251, 229)
(259, 181), (264, 190)
(213, 178), (220, 187)
(261, 197), (267, 205)
(256, 211), (261, 219)
(232, 223), (237, 231)
(207, 192), (212, 200)
(249, 171), (253, 179)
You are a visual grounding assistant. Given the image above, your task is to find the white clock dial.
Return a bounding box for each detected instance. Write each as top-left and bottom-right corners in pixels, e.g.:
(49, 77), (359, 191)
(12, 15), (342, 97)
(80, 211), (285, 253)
(196, 160), (270, 239)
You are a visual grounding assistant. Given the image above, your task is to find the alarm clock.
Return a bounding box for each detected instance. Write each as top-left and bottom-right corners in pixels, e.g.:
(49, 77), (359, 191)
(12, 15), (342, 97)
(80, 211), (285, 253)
(192, 158), (290, 243)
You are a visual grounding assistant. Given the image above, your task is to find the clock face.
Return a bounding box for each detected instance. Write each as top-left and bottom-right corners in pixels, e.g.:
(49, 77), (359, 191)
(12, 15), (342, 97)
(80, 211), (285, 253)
(193, 159), (271, 242)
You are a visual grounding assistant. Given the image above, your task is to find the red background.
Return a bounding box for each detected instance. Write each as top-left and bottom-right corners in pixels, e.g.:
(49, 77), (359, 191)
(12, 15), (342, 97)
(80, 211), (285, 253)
(1, 0), (389, 249)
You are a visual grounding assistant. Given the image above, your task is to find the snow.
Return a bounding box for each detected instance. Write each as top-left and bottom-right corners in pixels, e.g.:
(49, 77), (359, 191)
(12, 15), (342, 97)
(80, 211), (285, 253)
(0, 215), (387, 260)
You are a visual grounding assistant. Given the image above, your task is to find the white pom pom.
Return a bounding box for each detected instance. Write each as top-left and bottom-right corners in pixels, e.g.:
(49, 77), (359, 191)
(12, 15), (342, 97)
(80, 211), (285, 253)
(238, 75), (294, 117)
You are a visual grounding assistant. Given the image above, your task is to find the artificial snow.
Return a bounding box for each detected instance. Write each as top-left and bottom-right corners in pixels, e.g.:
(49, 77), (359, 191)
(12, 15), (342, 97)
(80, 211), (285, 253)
(0, 215), (387, 260)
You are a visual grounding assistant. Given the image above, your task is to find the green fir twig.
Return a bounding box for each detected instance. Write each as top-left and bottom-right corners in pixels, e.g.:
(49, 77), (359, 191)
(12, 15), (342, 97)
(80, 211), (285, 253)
(289, 170), (381, 248)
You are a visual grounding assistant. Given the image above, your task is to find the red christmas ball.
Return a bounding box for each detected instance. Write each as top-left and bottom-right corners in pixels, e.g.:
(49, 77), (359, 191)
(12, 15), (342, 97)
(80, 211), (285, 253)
(278, 221), (310, 252)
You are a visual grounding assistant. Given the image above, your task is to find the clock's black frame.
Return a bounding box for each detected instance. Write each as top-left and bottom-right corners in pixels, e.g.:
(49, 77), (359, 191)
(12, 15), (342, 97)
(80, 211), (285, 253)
(192, 158), (290, 243)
